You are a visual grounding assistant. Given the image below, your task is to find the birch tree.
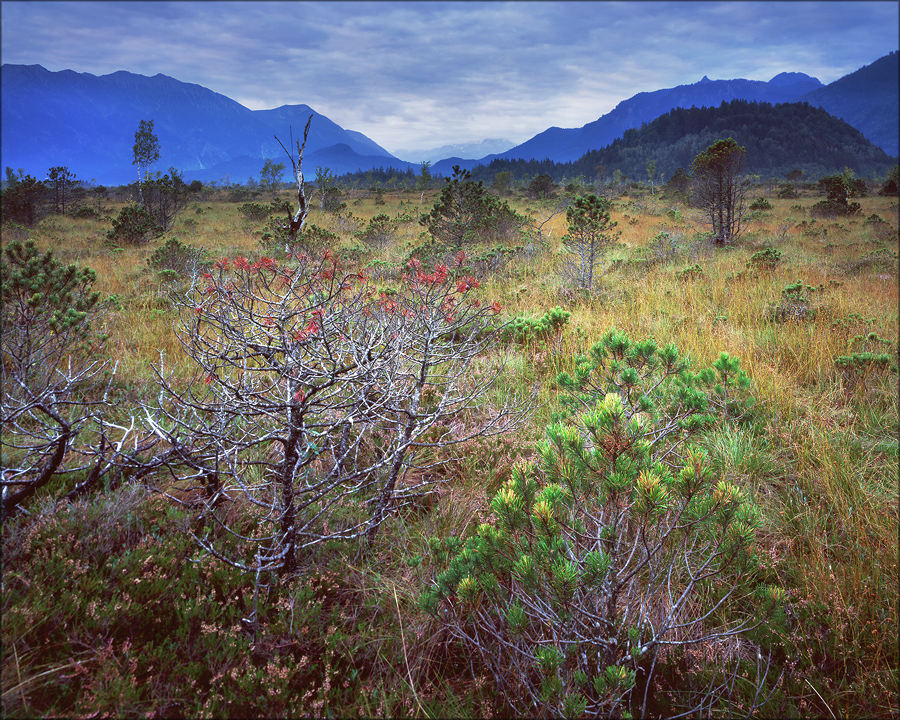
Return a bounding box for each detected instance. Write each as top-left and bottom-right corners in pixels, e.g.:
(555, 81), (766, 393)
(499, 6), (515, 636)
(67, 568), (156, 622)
(132, 119), (160, 207)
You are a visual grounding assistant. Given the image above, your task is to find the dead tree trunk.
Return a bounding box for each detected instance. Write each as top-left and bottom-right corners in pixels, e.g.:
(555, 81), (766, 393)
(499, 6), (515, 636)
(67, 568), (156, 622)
(275, 115), (313, 248)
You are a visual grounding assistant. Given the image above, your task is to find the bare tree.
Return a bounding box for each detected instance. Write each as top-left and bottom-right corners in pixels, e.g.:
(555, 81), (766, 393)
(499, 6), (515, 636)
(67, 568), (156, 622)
(144, 252), (529, 578)
(274, 115), (313, 245)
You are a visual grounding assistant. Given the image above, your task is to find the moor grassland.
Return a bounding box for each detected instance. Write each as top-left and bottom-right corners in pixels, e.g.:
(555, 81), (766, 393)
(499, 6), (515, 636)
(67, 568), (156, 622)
(2, 178), (898, 718)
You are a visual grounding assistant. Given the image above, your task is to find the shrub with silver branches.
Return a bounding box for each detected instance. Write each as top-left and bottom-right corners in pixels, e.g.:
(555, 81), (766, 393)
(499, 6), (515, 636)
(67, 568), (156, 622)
(144, 250), (530, 577)
(1, 239), (157, 517)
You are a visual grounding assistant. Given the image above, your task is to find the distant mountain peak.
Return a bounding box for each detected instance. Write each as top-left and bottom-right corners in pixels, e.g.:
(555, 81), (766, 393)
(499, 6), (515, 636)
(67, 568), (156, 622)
(699, 75), (712, 84)
(392, 138), (515, 164)
(769, 71), (823, 87)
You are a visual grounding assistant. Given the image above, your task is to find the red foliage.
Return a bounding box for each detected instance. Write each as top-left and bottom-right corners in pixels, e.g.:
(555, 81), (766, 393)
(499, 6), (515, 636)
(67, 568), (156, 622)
(252, 257), (278, 273)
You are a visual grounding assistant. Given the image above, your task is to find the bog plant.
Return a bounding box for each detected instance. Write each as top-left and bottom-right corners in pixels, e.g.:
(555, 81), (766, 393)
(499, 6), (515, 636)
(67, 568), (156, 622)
(421, 336), (780, 718)
(504, 307), (571, 347)
(747, 247), (782, 272)
(146, 236), (207, 278)
(561, 194), (621, 292)
(261, 222), (338, 257)
(646, 229), (683, 264)
(556, 329), (754, 459)
(834, 331), (898, 393)
(357, 213), (397, 249)
(767, 281), (817, 324)
(420, 165), (525, 250)
(675, 263), (703, 282)
(238, 202), (272, 222)
(107, 203), (162, 245)
(811, 172), (863, 218)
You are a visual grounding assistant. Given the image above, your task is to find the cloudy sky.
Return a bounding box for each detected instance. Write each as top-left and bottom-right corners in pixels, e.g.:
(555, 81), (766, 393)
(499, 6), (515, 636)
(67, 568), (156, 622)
(2, 1), (897, 153)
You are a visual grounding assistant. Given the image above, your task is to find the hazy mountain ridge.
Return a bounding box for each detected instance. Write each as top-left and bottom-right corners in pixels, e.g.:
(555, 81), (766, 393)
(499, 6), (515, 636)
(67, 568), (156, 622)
(0, 64), (403, 184)
(431, 55), (896, 176)
(1, 53), (896, 185)
(392, 139), (516, 165)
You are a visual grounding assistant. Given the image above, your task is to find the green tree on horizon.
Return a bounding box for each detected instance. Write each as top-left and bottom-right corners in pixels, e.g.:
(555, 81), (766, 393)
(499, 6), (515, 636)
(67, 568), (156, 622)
(132, 119), (160, 206)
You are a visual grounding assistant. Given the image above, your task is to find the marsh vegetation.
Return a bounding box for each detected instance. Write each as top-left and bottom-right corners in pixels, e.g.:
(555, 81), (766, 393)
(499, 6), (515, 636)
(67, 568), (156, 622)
(2, 161), (897, 717)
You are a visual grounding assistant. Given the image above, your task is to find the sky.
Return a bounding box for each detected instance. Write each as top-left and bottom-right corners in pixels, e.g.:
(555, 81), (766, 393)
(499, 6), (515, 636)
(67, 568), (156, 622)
(2, 1), (898, 154)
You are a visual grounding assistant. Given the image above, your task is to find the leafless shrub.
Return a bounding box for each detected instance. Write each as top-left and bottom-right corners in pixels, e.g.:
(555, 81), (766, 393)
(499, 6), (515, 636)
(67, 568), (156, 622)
(143, 252), (531, 577)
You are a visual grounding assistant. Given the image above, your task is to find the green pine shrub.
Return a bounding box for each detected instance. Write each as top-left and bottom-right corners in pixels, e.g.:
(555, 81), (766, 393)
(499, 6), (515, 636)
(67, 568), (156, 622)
(767, 281), (817, 323)
(675, 263), (703, 282)
(777, 184), (799, 199)
(146, 236), (207, 278)
(357, 213), (398, 249)
(504, 307), (571, 347)
(834, 332), (898, 393)
(556, 329), (754, 439)
(71, 205), (102, 220)
(107, 204), (163, 245)
(420, 375), (779, 717)
(237, 202), (272, 222)
(747, 247), (782, 272)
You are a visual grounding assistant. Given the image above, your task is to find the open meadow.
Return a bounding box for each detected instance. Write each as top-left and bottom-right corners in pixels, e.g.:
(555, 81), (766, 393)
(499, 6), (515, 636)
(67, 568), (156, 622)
(2, 176), (898, 718)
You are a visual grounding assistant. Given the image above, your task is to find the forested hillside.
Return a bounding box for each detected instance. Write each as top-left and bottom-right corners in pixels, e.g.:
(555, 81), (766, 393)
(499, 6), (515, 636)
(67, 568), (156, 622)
(467, 100), (896, 185)
(802, 51), (900, 156)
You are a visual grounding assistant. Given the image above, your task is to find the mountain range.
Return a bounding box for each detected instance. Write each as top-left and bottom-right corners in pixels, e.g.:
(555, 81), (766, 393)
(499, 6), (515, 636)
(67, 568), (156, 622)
(432, 52), (898, 176)
(464, 99), (894, 186)
(0, 64), (412, 185)
(446, 71), (825, 170)
(1, 52), (896, 186)
(392, 139), (516, 165)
